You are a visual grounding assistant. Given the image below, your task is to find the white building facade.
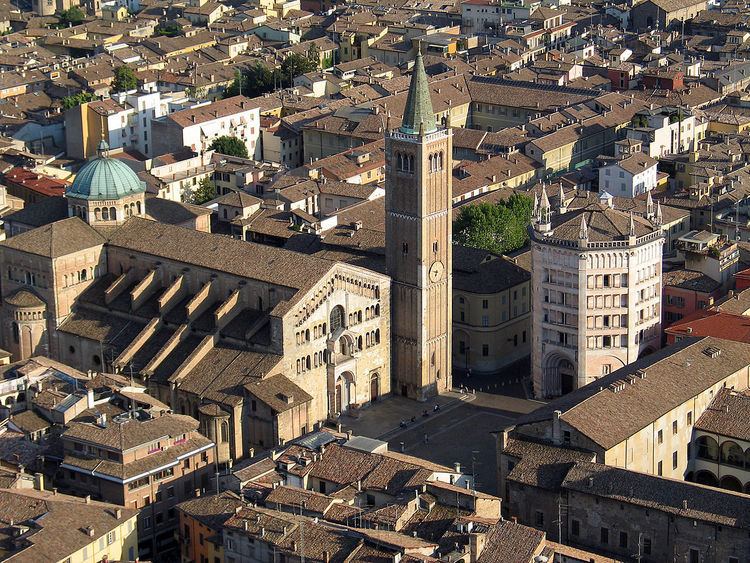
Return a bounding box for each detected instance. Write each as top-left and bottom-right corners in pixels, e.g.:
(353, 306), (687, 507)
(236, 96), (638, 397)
(598, 154), (659, 198)
(530, 191), (664, 398)
(151, 96), (262, 161)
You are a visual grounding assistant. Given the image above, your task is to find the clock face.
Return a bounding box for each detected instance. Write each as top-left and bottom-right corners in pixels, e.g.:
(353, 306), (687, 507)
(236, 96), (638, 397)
(429, 261), (444, 282)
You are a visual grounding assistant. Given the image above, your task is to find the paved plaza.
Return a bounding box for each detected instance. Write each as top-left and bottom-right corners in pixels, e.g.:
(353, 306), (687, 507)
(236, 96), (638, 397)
(339, 390), (543, 495)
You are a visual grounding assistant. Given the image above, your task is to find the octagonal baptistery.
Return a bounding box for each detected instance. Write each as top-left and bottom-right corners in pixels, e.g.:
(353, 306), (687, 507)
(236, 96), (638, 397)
(67, 141), (146, 226)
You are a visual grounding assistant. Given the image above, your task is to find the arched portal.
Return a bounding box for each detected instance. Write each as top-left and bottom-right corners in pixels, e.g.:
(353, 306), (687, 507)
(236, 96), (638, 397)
(332, 371), (355, 415)
(542, 353), (576, 397)
(370, 373), (379, 402)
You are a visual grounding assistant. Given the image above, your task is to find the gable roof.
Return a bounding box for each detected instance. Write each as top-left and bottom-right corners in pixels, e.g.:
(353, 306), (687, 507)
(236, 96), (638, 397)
(1, 217), (105, 259)
(515, 337), (750, 449)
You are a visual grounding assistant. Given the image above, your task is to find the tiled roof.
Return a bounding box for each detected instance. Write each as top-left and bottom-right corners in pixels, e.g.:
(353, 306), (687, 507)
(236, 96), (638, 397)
(63, 412), (199, 451)
(63, 435), (212, 480)
(165, 95), (257, 127)
(453, 245), (530, 294)
(4, 289), (45, 308)
(694, 387), (750, 441)
(503, 436), (595, 490)
(0, 488), (138, 562)
(266, 485), (335, 514)
(145, 197), (212, 224)
(1, 217), (105, 258)
(548, 204), (657, 243)
(244, 375), (313, 413)
(176, 490), (244, 529)
(662, 268), (721, 293)
(105, 217), (336, 316)
(467, 76), (596, 111)
(2, 196), (67, 229)
(477, 520), (546, 563)
(307, 443), (379, 485)
(10, 410), (51, 434)
(563, 461), (750, 529)
(516, 337), (750, 449)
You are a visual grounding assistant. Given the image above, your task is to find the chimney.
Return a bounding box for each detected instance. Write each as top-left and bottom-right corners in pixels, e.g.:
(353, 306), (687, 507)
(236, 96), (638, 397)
(324, 550), (330, 563)
(85, 495), (91, 504)
(682, 500), (688, 509)
(588, 477), (594, 488)
(454, 462), (461, 473)
(33, 473), (44, 491)
(97, 413), (107, 428)
(87, 388), (95, 409)
(552, 410), (562, 445)
(115, 508), (122, 519)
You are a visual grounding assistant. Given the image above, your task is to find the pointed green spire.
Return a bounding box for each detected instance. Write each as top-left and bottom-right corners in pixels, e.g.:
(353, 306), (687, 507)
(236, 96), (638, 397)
(400, 48), (437, 135)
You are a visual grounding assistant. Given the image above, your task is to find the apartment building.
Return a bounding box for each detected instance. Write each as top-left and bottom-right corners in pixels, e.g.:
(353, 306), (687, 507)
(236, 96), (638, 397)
(598, 150), (659, 198)
(64, 90), (190, 160)
(461, 0), (536, 33)
(530, 189), (663, 397)
(177, 490), (244, 563)
(625, 105), (707, 159)
(151, 96), (261, 160)
(0, 487), (140, 562)
(57, 409), (215, 560)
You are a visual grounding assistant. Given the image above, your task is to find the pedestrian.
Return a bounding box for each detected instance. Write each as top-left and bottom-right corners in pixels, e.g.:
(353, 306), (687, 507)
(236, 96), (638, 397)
(410, 416), (416, 423)
(433, 404), (439, 412)
(423, 433), (428, 444)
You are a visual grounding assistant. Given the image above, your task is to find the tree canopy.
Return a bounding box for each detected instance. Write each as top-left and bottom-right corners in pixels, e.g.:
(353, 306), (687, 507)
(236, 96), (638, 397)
(190, 177), (217, 205)
(59, 6), (85, 25)
(224, 63), (275, 98)
(453, 194), (533, 255)
(112, 66), (137, 93)
(280, 52), (318, 85)
(154, 22), (181, 37)
(209, 136), (248, 158)
(62, 91), (95, 110)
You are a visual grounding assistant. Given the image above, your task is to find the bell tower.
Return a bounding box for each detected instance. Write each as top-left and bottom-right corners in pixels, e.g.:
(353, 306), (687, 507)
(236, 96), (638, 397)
(385, 50), (452, 400)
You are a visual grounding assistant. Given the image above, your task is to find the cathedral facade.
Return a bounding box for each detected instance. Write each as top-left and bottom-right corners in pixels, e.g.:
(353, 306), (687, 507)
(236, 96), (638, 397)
(0, 55), (454, 464)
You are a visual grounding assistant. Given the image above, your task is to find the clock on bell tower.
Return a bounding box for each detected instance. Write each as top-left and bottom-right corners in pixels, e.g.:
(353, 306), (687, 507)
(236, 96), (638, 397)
(385, 49), (453, 400)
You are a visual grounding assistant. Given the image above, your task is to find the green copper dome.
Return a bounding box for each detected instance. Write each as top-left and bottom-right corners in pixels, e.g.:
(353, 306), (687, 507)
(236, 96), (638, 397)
(68, 142), (146, 201)
(400, 49), (437, 136)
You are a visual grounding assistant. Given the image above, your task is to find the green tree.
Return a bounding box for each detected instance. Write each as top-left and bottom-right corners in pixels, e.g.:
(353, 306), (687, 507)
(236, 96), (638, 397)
(191, 177), (217, 204)
(62, 91), (95, 110)
(307, 43), (320, 67)
(155, 22), (181, 37)
(59, 6), (85, 25)
(224, 63), (276, 98)
(453, 194), (533, 255)
(209, 136), (248, 158)
(280, 52), (318, 85)
(112, 66), (137, 93)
